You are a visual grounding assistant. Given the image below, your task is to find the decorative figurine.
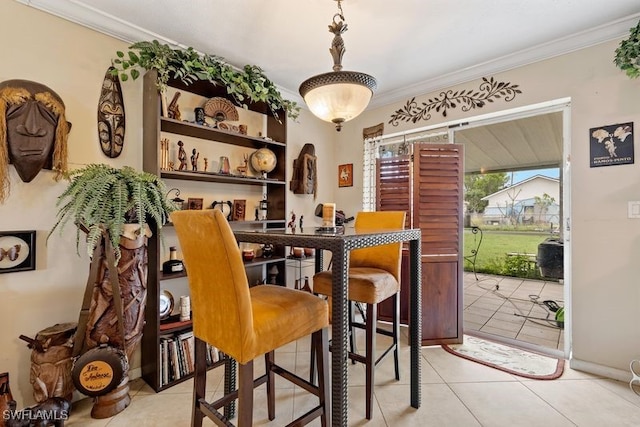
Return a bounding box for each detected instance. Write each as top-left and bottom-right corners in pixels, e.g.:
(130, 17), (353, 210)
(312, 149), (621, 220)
(160, 138), (170, 170)
(288, 211), (296, 229)
(177, 141), (187, 171)
(191, 148), (199, 171)
(236, 153), (249, 176)
(254, 208), (259, 221)
(299, 214), (304, 229)
(194, 107), (205, 125)
(167, 92), (181, 121)
(203, 157), (208, 171)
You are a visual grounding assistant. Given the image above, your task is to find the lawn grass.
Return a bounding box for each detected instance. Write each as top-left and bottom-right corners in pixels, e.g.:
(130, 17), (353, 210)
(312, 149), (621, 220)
(463, 228), (551, 278)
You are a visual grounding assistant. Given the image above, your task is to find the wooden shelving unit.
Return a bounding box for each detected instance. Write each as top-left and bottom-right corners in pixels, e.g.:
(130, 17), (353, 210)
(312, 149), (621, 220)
(140, 69), (288, 392)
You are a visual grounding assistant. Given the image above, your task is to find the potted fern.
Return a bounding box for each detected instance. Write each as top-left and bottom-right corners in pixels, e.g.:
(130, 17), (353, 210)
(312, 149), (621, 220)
(49, 164), (175, 417)
(614, 19), (640, 79)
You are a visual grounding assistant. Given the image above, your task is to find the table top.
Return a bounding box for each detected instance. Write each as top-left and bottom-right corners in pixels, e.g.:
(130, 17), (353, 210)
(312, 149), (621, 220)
(233, 227), (420, 251)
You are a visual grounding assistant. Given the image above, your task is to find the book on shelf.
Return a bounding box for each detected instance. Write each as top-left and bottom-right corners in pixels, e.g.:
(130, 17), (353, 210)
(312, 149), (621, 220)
(159, 331), (222, 387)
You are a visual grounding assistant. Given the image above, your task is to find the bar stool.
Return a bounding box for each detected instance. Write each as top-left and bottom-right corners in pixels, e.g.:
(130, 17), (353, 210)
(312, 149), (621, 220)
(171, 209), (330, 427)
(312, 210), (405, 420)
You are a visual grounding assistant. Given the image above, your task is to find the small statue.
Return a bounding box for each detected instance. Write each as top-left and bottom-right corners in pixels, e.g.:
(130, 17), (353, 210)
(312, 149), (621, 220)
(167, 92), (181, 121)
(168, 161), (175, 171)
(254, 208), (259, 221)
(236, 153), (249, 176)
(287, 211), (296, 229)
(203, 157), (208, 171)
(177, 141), (187, 171)
(191, 148), (199, 171)
(299, 214), (304, 229)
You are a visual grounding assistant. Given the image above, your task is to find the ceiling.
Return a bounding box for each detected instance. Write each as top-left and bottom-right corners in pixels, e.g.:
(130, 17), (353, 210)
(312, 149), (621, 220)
(455, 112), (563, 174)
(21, 0), (640, 109)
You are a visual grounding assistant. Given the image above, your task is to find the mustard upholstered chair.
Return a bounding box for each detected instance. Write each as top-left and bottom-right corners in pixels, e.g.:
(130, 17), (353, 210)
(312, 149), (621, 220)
(171, 209), (330, 427)
(313, 210), (405, 420)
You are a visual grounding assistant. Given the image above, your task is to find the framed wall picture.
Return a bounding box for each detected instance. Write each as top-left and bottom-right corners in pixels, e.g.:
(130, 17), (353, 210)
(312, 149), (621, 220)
(338, 163), (353, 187)
(187, 197), (203, 210)
(589, 122), (634, 167)
(0, 230), (36, 274)
(232, 200), (246, 221)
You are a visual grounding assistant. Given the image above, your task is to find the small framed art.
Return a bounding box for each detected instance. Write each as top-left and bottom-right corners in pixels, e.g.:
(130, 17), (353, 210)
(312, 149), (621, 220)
(233, 200), (246, 221)
(338, 163), (353, 187)
(187, 198), (204, 210)
(0, 230), (36, 274)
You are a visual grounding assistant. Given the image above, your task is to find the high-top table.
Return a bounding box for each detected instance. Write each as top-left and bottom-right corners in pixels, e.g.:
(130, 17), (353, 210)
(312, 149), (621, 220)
(234, 226), (422, 426)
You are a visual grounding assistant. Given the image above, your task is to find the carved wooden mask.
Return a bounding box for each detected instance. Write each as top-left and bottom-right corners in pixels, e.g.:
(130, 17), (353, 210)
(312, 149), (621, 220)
(97, 67), (125, 158)
(0, 79), (70, 202)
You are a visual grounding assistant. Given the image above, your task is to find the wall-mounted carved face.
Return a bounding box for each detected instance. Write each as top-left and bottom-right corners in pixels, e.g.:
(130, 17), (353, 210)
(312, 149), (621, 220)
(98, 67), (125, 158)
(0, 79), (70, 202)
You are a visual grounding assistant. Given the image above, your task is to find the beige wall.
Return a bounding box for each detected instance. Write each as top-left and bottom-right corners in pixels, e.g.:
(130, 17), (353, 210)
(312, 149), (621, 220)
(336, 39), (640, 378)
(0, 1), (336, 406)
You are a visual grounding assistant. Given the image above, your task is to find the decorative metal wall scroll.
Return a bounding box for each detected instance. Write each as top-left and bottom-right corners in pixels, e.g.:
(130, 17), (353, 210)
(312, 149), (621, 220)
(389, 77), (522, 126)
(98, 66), (126, 158)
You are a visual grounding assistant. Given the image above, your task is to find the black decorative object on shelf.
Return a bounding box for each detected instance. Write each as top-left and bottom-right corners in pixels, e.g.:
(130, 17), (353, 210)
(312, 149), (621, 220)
(211, 201), (233, 220)
(389, 77), (522, 126)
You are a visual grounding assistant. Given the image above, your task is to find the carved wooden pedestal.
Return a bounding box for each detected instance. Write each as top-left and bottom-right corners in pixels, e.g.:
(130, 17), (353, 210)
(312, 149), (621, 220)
(82, 228), (149, 419)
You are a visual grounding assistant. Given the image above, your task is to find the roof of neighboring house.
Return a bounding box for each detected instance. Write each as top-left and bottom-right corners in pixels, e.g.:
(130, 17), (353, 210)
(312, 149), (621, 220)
(481, 175), (559, 201)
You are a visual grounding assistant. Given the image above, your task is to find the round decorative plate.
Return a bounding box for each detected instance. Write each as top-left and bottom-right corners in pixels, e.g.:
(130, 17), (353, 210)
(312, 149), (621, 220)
(204, 97), (239, 122)
(159, 290), (174, 320)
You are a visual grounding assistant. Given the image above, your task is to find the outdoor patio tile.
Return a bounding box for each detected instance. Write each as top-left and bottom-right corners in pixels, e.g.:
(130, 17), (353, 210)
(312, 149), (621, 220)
(469, 299), (504, 311)
(479, 325), (519, 339)
(519, 324), (561, 341)
(464, 312), (491, 325)
(465, 305), (498, 317)
(490, 310), (528, 325)
(515, 333), (558, 349)
(484, 318), (525, 333)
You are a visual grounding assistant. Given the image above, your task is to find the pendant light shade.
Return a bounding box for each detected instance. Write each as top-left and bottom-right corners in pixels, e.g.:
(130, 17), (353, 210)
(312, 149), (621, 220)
(299, 0), (377, 131)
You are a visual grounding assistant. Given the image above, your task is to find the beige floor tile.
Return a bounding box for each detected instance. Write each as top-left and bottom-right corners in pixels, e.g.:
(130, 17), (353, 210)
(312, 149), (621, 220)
(523, 379), (640, 426)
(450, 381), (574, 426)
(515, 333), (558, 349)
(484, 318), (524, 333)
(593, 378), (640, 408)
(421, 346), (518, 383)
(376, 383), (481, 426)
(519, 324), (561, 341)
(67, 398), (112, 427)
(105, 392), (193, 426)
(464, 312), (490, 325)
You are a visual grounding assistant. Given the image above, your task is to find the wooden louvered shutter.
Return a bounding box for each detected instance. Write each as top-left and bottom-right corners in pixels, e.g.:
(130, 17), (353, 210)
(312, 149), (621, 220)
(376, 155), (411, 226)
(414, 143), (464, 345)
(376, 155), (412, 324)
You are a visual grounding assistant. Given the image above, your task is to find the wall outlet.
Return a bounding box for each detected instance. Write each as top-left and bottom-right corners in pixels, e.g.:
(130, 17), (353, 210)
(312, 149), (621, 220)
(628, 201), (640, 218)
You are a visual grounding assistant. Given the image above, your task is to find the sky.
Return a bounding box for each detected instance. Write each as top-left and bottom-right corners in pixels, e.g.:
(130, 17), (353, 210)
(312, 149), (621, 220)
(511, 168), (559, 184)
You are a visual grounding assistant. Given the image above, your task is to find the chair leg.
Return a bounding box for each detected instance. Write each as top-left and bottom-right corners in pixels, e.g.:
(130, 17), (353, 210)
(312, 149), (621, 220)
(313, 328), (331, 427)
(265, 351), (275, 420)
(237, 360), (254, 427)
(349, 301), (357, 363)
(365, 303), (377, 420)
(393, 292), (400, 381)
(192, 337), (207, 427)
(309, 338), (316, 384)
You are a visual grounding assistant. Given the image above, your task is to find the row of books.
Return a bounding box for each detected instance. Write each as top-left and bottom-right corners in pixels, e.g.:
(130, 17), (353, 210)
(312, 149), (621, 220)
(159, 331), (222, 387)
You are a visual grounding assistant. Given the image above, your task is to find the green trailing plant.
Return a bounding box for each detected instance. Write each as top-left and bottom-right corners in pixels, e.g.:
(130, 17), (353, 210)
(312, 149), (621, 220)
(49, 164), (176, 262)
(111, 40), (299, 121)
(614, 19), (640, 79)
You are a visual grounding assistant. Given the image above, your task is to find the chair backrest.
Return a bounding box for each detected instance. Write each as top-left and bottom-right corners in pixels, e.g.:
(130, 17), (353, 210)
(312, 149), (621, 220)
(170, 209), (254, 362)
(350, 211), (406, 282)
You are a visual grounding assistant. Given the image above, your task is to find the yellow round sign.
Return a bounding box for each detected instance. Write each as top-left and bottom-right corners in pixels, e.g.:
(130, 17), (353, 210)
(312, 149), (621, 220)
(79, 360), (113, 392)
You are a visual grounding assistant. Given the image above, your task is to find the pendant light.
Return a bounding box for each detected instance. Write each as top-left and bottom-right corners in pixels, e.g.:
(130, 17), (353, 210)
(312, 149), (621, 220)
(299, 0), (377, 131)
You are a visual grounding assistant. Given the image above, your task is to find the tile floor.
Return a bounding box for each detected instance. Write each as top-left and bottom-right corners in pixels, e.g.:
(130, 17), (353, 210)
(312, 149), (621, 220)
(66, 324), (640, 426)
(463, 272), (565, 352)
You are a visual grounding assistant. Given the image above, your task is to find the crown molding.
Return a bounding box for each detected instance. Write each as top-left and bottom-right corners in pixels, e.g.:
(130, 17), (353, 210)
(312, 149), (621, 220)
(369, 13), (640, 109)
(16, 1), (638, 111)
